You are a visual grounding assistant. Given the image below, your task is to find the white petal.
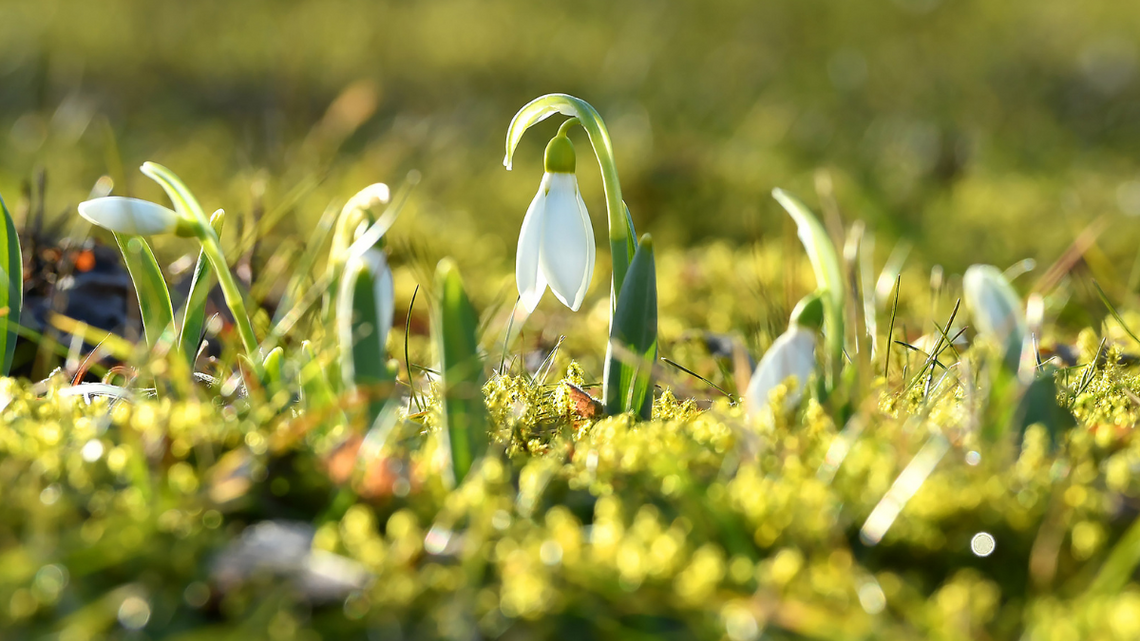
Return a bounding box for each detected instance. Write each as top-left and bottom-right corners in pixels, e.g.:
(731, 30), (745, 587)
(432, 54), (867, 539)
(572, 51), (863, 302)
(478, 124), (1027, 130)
(516, 177), (548, 313)
(963, 265), (1025, 349)
(569, 187), (596, 310)
(540, 173), (593, 311)
(744, 327), (816, 420)
(78, 197), (180, 236)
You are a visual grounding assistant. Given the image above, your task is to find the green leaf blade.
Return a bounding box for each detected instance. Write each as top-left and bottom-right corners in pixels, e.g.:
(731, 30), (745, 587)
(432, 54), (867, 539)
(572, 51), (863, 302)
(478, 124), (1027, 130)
(114, 233), (174, 349)
(433, 259), (488, 487)
(603, 234), (658, 420)
(1, 195), (22, 376)
(177, 209), (225, 365)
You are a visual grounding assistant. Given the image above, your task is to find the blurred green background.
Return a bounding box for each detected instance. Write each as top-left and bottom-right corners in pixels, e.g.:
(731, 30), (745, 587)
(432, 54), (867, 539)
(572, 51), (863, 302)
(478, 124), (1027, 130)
(2, 0), (1140, 274)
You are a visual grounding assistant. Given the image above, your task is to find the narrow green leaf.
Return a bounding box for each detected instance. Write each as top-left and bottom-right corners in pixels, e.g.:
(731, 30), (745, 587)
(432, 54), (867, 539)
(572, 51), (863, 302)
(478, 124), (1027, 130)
(299, 341), (336, 412)
(113, 233), (174, 349)
(262, 346), (284, 388)
(772, 189), (845, 391)
(433, 258), (488, 487)
(338, 249), (395, 424)
(177, 209), (225, 365)
(0, 195), (22, 376)
(273, 202), (338, 327)
(603, 234), (658, 420)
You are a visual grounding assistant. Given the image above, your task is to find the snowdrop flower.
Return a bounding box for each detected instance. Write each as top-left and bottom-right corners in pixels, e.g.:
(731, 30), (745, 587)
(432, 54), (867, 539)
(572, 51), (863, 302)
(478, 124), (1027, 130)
(516, 133), (595, 312)
(963, 264), (1025, 362)
(744, 295), (823, 421)
(78, 196), (196, 236)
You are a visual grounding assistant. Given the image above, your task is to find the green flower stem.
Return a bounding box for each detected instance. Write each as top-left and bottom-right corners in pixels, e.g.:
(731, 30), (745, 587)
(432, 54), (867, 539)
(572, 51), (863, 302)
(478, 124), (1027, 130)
(197, 227), (259, 357)
(504, 94), (636, 309)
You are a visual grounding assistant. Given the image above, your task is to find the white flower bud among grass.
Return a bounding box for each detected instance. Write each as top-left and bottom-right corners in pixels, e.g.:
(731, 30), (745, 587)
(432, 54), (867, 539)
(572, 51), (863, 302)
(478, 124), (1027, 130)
(963, 264), (1026, 365)
(744, 294), (822, 421)
(78, 196), (183, 236)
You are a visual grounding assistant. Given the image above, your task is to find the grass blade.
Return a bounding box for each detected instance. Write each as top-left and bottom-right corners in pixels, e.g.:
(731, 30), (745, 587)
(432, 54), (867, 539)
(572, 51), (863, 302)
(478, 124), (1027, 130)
(178, 209), (225, 365)
(433, 259), (488, 488)
(1, 195), (22, 376)
(114, 233), (174, 349)
(1092, 280), (1140, 348)
(603, 234), (658, 419)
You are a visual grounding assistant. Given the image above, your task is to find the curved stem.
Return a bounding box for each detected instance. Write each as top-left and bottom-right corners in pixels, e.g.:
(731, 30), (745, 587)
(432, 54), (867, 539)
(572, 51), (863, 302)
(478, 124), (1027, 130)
(199, 229), (260, 357)
(556, 117), (580, 138)
(505, 94), (635, 307)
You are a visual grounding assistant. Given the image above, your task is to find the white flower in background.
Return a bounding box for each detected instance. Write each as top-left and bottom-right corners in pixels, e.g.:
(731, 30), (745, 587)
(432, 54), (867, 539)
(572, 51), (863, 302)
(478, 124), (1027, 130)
(744, 295), (822, 421)
(516, 134), (595, 313)
(963, 264), (1025, 351)
(78, 196), (182, 236)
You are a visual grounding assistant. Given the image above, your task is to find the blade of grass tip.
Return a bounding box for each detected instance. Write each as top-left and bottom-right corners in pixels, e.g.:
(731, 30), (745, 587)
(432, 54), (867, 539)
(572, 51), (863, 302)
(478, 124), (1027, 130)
(876, 240), (912, 307)
(299, 340), (337, 413)
(498, 296), (520, 376)
(1, 194), (22, 376)
(248, 172), (325, 254)
(893, 341), (947, 372)
(405, 285), (421, 412)
(903, 299), (961, 395)
(113, 233), (174, 350)
(885, 275), (901, 382)
(860, 229), (877, 357)
(1092, 280), (1140, 348)
(929, 300), (965, 362)
(661, 357), (733, 399)
(533, 335), (565, 385)
(273, 201), (340, 326)
(265, 272), (335, 347)
(178, 209), (225, 366)
(1075, 338), (1107, 396)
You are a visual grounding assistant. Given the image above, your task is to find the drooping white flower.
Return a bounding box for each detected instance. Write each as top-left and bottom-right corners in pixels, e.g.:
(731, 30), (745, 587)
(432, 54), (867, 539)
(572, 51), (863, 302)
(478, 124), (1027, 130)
(744, 326), (817, 420)
(78, 196), (182, 236)
(516, 135), (595, 313)
(744, 294), (823, 421)
(963, 264), (1025, 352)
